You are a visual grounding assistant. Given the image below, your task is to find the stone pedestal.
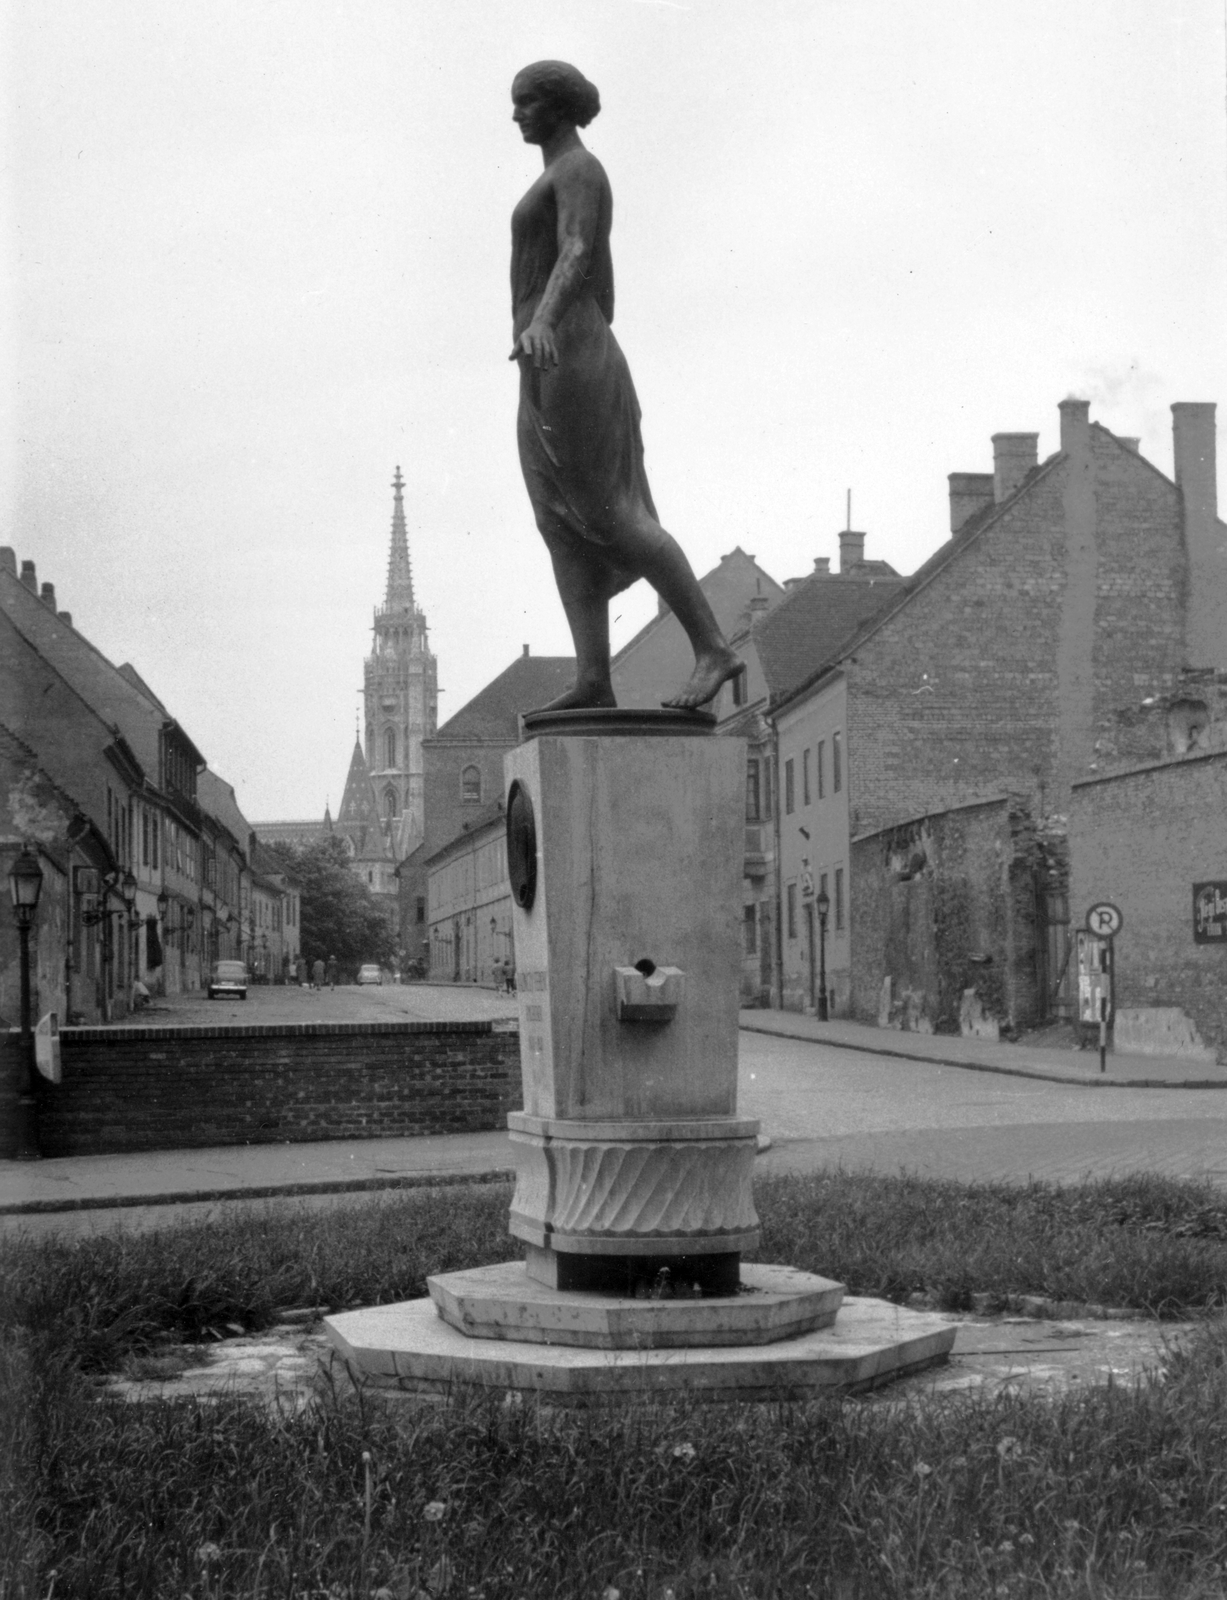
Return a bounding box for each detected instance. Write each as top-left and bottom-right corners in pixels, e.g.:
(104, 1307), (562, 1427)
(324, 710), (956, 1402)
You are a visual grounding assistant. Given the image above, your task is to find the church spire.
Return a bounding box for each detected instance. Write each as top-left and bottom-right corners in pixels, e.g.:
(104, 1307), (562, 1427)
(385, 465), (415, 612)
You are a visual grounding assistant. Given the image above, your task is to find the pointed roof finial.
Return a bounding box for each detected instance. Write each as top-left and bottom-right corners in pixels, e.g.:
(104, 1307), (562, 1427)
(385, 464), (415, 611)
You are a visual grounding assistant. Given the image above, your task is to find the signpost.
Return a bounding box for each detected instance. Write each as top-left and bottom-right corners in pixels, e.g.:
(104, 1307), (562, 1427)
(1078, 905), (1122, 1072)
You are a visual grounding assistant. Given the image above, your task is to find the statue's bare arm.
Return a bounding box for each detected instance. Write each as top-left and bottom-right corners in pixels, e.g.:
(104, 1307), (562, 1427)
(509, 154), (604, 370)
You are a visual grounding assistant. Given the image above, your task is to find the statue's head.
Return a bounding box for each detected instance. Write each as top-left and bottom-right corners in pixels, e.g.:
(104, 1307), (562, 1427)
(511, 61), (601, 130)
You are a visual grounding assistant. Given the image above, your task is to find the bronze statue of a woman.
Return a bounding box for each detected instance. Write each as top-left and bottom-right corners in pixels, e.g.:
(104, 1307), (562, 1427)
(509, 61), (742, 712)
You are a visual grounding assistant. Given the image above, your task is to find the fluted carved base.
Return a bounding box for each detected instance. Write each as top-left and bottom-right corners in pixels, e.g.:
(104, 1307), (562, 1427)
(507, 1113), (760, 1257)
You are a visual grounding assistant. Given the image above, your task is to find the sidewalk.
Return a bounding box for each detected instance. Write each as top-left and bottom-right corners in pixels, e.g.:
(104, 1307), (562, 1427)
(738, 1010), (1227, 1089)
(3, 1011), (1224, 1226)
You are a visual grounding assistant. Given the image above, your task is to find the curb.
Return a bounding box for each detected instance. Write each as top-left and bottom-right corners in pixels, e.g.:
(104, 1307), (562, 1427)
(0, 1167), (516, 1218)
(738, 1022), (1227, 1091)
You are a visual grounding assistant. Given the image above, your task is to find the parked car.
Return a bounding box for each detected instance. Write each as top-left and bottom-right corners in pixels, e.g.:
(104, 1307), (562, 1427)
(208, 959), (249, 1000)
(357, 963), (383, 985)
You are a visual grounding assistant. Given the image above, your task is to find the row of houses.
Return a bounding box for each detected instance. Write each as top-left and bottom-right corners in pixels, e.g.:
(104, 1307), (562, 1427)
(0, 552), (301, 1025)
(407, 397), (1227, 1062)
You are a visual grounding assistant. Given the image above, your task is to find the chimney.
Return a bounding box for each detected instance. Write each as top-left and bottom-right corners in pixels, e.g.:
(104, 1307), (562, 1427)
(522, 643), (530, 657)
(992, 433), (1039, 503)
(1059, 398), (1090, 457)
(838, 530), (866, 572)
(20, 560), (37, 592)
(0, 548), (15, 575)
(748, 594), (770, 618)
(948, 472), (995, 534)
(40, 582), (56, 610)
(58, 611), (73, 628)
(812, 556), (831, 576)
(1173, 402), (1225, 669)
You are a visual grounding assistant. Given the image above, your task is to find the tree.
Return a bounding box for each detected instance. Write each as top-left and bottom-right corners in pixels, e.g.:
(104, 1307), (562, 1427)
(266, 837), (396, 970)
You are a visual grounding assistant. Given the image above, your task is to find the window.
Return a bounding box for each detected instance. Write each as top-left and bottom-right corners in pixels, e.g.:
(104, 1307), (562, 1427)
(786, 882), (797, 940)
(385, 728), (397, 769)
(835, 867), (845, 930)
(743, 903), (758, 955)
(731, 668), (747, 707)
(142, 810), (149, 868)
(461, 765), (481, 803)
(416, 897), (426, 925)
(151, 814), (159, 871)
(763, 758), (772, 819)
(817, 741), (825, 799)
(833, 731), (842, 793)
(746, 761), (761, 822)
(784, 758), (795, 815)
(802, 748), (811, 806)
(383, 787), (398, 820)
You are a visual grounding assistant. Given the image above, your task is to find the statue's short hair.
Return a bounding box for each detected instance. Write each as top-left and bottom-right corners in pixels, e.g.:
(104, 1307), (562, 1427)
(513, 61), (601, 128)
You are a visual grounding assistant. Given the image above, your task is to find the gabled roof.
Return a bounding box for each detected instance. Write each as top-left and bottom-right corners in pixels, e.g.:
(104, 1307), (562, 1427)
(755, 573), (907, 703)
(0, 609), (148, 826)
(335, 738), (392, 861)
(433, 652), (576, 742)
(0, 566), (205, 779)
(198, 769), (252, 857)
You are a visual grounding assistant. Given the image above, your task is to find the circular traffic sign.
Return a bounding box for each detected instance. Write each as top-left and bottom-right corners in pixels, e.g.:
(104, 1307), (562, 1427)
(1086, 902), (1123, 938)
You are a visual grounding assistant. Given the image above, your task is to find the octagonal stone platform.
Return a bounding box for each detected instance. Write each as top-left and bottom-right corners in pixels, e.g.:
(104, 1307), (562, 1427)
(427, 1261), (844, 1349)
(323, 1292), (956, 1404)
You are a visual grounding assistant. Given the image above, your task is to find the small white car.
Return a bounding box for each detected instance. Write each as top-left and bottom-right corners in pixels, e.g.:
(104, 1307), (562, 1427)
(356, 963), (383, 985)
(208, 959), (249, 1000)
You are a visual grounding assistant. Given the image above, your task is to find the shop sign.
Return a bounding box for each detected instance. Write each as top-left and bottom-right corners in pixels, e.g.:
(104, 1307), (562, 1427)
(1193, 881), (1227, 944)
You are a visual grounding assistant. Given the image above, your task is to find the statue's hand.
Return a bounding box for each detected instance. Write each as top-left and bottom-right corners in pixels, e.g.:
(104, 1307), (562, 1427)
(509, 321), (559, 370)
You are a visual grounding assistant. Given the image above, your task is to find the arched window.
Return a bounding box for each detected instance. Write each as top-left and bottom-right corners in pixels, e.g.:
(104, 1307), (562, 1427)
(461, 764), (481, 804)
(384, 787), (398, 820)
(384, 728), (397, 769)
(365, 724), (373, 758)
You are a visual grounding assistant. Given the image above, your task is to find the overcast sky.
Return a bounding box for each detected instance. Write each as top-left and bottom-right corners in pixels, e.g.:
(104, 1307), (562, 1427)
(5, 1), (1226, 822)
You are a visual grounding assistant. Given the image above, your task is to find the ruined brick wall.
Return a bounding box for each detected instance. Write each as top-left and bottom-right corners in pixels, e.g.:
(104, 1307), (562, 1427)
(850, 798), (1050, 1034)
(20, 1019), (521, 1158)
(1069, 753), (1227, 1061)
(847, 429), (1189, 841)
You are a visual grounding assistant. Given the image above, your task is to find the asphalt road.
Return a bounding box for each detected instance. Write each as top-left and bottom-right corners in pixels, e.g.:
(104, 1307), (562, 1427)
(740, 1031), (1227, 1186)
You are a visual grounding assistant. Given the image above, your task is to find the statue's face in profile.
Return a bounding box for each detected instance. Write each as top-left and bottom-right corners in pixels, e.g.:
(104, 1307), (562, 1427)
(512, 83), (565, 146)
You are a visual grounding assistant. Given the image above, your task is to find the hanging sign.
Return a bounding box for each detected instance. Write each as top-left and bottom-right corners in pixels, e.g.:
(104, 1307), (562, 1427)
(34, 1012), (62, 1084)
(1194, 882), (1227, 944)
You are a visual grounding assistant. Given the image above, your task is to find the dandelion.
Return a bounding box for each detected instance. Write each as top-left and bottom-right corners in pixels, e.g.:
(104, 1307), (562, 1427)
(998, 1541), (1014, 1556)
(672, 1442), (696, 1462)
(424, 1500), (448, 1522)
(196, 1542), (222, 1566)
(1018, 1533), (1034, 1547)
(996, 1437), (1023, 1461)
(913, 1462), (932, 1479)
(602, 1588), (621, 1600)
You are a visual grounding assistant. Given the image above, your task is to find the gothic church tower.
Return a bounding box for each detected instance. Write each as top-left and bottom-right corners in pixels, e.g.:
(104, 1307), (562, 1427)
(363, 467), (437, 860)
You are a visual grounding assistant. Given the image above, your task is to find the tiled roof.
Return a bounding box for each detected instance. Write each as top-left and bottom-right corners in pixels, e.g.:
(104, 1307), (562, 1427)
(433, 653), (576, 741)
(0, 567), (200, 778)
(755, 574), (906, 703)
(0, 610), (142, 825)
(335, 739), (392, 862)
(198, 769), (252, 855)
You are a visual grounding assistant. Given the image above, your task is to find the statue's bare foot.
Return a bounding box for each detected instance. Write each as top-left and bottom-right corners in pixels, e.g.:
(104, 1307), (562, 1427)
(534, 679), (618, 714)
(662, 648), (743, 710)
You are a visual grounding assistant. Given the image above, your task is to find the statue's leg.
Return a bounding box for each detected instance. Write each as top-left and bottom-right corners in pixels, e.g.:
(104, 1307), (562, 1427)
(537, 534), (619, 711)
(609, 510), (743, 710)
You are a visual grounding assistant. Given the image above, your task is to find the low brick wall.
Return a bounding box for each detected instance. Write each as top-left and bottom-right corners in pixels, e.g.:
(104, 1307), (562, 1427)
(19, 1020), (522, 1158)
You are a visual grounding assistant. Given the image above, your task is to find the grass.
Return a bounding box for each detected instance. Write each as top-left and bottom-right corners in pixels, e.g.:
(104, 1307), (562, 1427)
(4, 1169), (1227, 1598)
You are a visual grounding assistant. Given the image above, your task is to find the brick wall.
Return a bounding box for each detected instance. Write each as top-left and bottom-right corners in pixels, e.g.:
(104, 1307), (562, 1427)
(846, 427), (1189, 841)
(12, 1019), (522, 1158)
(1069, 752), (1227, 1061)
(851, 798), (1050, 1034)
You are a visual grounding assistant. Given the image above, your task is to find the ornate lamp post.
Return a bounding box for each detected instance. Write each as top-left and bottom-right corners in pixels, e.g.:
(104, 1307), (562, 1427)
(815, 885), (830, 1021)
(8, 846), (44, 1160)
(121, 870), (138, 989)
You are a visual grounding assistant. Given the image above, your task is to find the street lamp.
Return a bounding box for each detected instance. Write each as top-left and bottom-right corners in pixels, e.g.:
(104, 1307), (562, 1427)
(815, 885), (830, 1022)
(8, 846), (44, 1160)
(156, 889), (169, 922)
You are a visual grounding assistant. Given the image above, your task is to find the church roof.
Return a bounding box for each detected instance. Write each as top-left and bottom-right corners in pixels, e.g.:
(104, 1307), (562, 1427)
(335, 738), (392, 861)
(384, 465), (415, 613)
(433, 650), (576, 742)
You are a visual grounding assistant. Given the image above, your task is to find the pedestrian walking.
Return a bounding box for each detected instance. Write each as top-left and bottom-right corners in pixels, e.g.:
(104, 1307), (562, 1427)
(312, 958), (324, 990)
(296, 956), (307, 988)
(326, 955), (338, 989)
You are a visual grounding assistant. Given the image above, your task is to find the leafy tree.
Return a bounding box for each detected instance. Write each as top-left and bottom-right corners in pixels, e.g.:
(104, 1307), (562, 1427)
(266, 837), (396, 971)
